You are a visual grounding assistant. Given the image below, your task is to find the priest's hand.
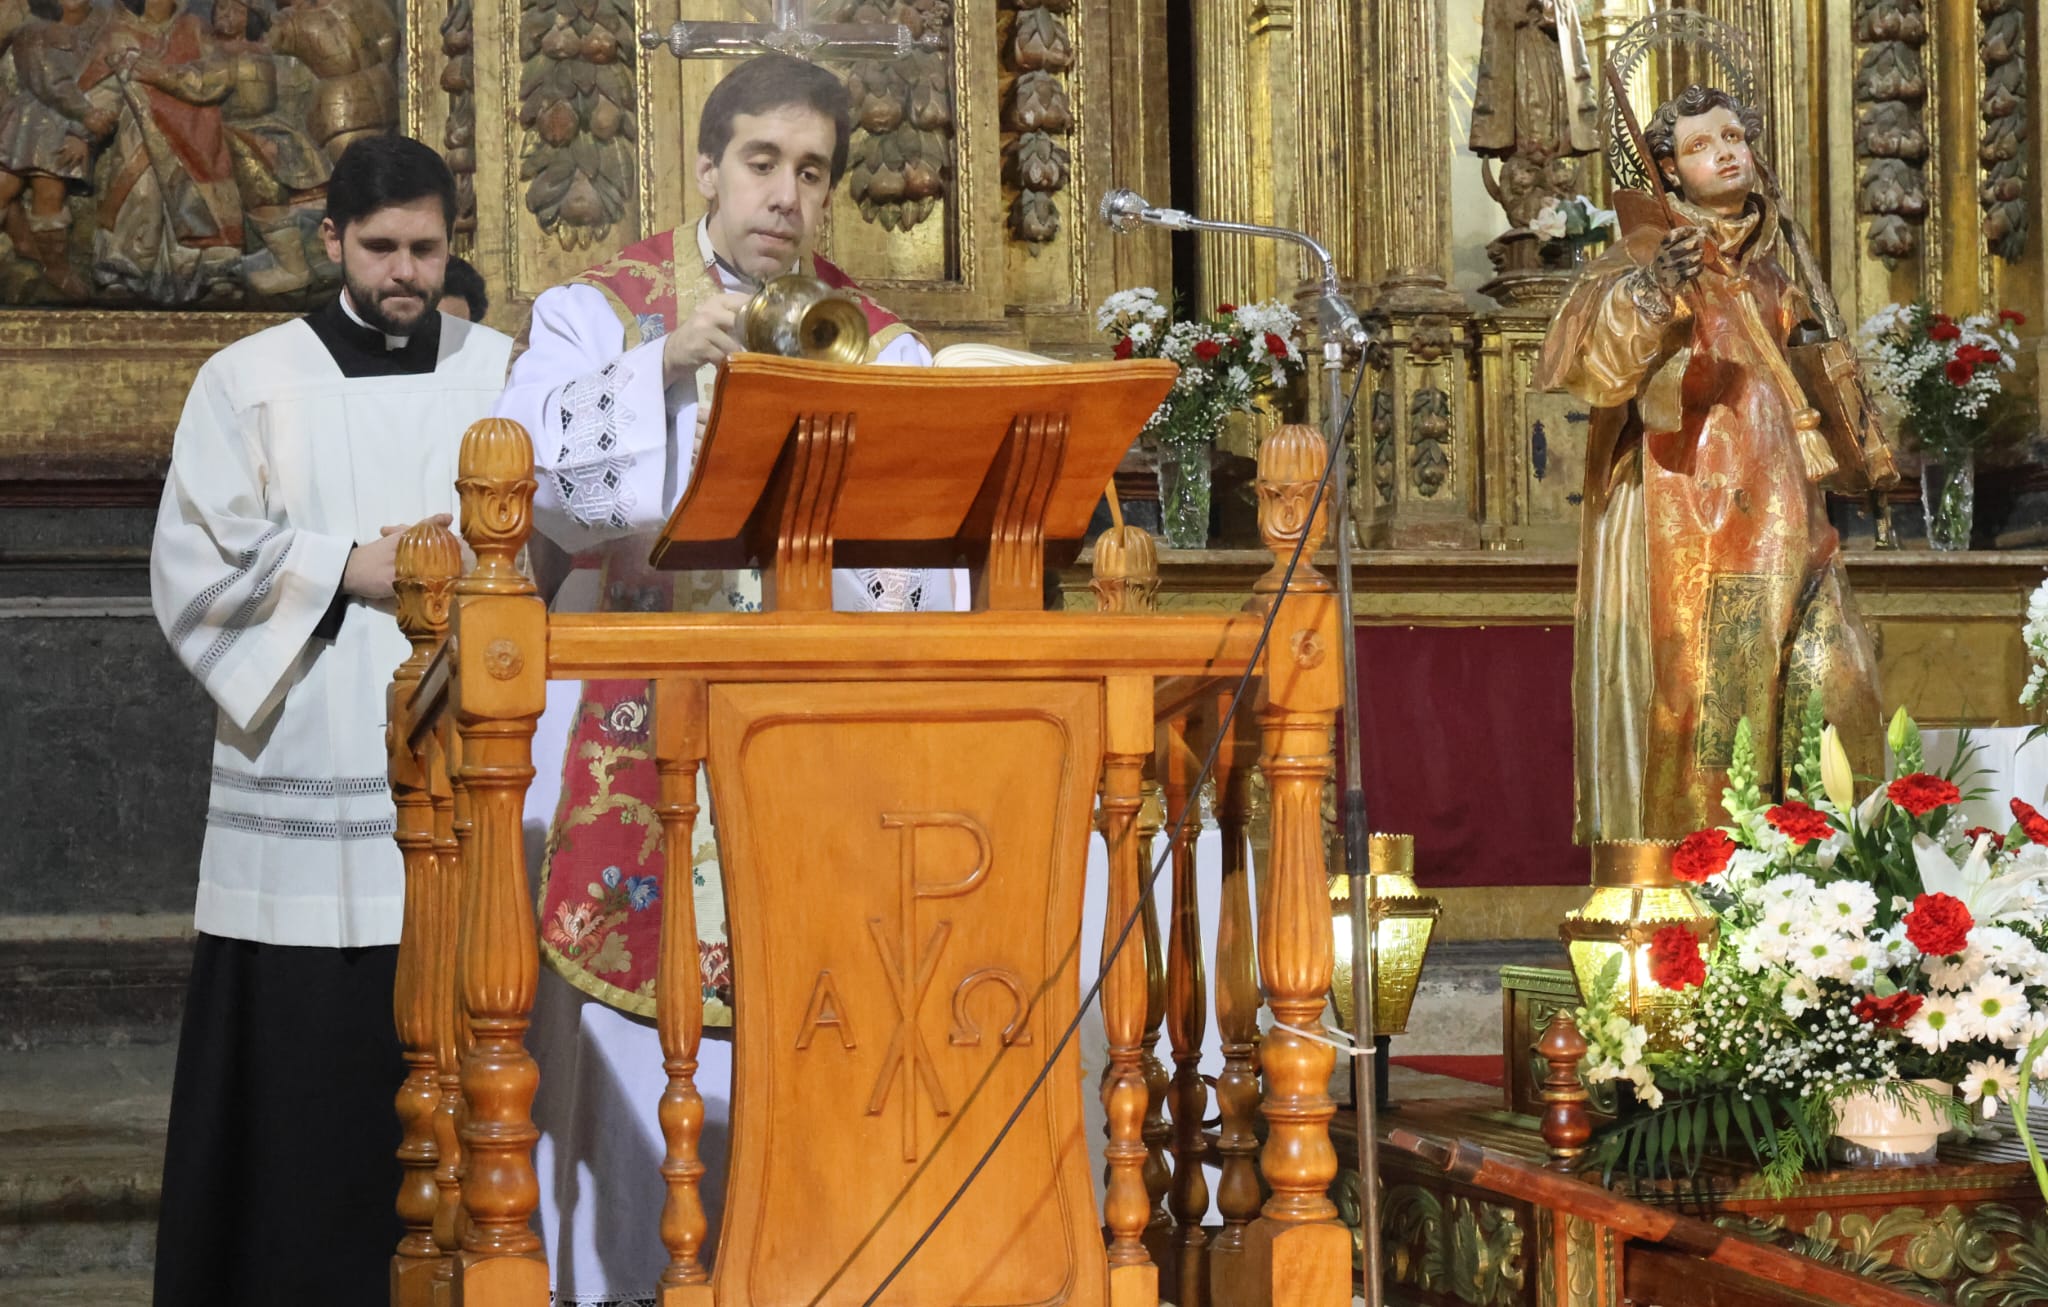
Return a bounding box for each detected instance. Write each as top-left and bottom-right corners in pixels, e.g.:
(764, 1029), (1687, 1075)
(342, 514), (456, 601)
(1651, 226), (1706, 294)
(661, 291), (750, 387)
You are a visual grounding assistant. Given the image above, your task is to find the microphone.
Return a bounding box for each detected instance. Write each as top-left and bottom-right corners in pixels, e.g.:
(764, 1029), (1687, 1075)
(1099, 188), (1194, 234)
(1098, 189), (1369, 354)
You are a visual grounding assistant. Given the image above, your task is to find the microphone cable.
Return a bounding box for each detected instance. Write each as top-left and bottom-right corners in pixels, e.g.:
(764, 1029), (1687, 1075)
(845, 353), (1373, 1307)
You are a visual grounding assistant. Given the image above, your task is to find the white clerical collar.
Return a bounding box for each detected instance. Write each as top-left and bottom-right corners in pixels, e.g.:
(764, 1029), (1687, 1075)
(697, 215), (800, 291)
(339, 288), (410, 350)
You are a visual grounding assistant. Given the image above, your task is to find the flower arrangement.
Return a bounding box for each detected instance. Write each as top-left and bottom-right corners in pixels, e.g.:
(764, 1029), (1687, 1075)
(1094, 288), (1307, 452)
(1529, 194), (1617, 259)
(1577, 699), (2048, 1194)
(1857, 302), (2026, 459)
(2025, 578), (2048, 714)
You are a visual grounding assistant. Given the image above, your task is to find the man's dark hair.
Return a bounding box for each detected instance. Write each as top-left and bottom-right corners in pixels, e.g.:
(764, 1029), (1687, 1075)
(324, 135), (458, 235)
(445, 255), (488, 320)
(696, 53), (854, 186)
(1644, 85), (1766, 186)
(28, 0), (63, 19)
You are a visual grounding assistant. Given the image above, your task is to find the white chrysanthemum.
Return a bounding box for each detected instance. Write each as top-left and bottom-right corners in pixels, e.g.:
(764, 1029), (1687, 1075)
(1960, 973), (2030, 1043)
(1903, 994), (1962, 1052)
(1816, 881), (1879, 934)
(1792, 932), (1856, 984)
(1962, 1057), (2020, 1118)
(1877, 921), (1921, 966)
(1781, 973), (1822, 1019)
(1840, 940), (1880, 986)
(1733, 932), (1770, 974)
(1757, 872), (1820, 911)
(1126, 321), (1155, 347)
(1924, 950), (1990, 993)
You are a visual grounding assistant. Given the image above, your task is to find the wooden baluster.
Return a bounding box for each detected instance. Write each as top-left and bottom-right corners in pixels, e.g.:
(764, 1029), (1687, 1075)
(1248, 424), (1350, 1307)
(1101, 675), (1160, 1307)
(432, 721), (470, 1307)
(1161, 708), (1211, 1307)
(1208, 695), (1265, 1294)
(391, 523), (463, 1306)
(1537, 1010), (1593, 1170)
(654, 678), (713, 1304)
(1137, 776), (1172, 1251)
(1093, 512), (1174, 1269)
(452, 418), (550, 1305)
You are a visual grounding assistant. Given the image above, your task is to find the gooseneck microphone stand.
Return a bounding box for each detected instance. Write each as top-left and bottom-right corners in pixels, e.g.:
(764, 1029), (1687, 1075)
(1101, 189), (1385, 1307)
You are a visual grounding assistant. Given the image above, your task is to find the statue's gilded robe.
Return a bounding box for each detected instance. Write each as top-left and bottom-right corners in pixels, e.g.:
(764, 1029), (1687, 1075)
(1539, 191), (1883, 841)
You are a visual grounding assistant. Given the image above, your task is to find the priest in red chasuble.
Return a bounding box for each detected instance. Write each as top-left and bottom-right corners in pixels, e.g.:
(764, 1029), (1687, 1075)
(493, 52), (957, 1305)
(1538, 84), (1883, 844)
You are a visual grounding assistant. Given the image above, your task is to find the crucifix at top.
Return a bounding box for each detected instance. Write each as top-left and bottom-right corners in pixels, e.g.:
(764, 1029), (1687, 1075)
(639, 0), (942, 62)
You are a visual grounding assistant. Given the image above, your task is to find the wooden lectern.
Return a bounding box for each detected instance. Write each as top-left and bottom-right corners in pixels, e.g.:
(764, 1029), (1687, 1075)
(386, 358), (1352, 1307)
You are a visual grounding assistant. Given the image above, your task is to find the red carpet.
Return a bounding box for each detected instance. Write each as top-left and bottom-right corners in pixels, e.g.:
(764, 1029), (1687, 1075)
(1389, 1054), (1506, 1088)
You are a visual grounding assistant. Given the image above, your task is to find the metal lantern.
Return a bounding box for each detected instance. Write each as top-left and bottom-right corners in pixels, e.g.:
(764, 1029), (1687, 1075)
(1559, 840), (1717, 1049)
(1330, 832), (1442, 1037)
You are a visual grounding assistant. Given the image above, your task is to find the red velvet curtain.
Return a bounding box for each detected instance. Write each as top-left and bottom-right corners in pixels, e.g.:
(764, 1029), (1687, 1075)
(1351, 626), (1582, 888)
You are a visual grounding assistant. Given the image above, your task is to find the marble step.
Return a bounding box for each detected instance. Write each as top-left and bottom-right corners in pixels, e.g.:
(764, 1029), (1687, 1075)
(3, 936), (190, 1051)
(0, 1046), (168, 1282)
(0, 1272), (153, 1305)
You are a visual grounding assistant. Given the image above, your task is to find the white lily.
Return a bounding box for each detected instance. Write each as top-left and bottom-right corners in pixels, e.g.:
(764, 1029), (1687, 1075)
(1821, 725), (1858, 816)
(1912, 833), (2048, 922)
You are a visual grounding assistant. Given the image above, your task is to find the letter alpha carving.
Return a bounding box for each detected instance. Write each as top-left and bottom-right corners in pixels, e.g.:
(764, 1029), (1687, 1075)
(795, 970), (856, 1051)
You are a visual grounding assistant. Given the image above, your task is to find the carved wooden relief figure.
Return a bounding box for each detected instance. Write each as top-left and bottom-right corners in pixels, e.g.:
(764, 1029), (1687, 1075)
(0, 0), (400, 306)
(1468, 0), (1598, 287)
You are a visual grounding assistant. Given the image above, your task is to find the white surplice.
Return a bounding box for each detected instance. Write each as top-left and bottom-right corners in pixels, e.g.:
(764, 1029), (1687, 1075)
(150, 311), (513, 947)
(496, 222), (962, 1306)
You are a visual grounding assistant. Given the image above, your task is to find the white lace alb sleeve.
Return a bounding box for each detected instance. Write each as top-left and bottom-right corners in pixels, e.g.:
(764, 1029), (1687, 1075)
(496, 284), (687, 554)
(150, 358), (352, 733)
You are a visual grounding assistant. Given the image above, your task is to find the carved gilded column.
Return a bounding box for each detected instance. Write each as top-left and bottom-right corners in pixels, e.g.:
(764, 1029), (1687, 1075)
(1364, 1), (1459, 309)
(452, 418), (550, 1305)
(1192, 0), (1268, 306)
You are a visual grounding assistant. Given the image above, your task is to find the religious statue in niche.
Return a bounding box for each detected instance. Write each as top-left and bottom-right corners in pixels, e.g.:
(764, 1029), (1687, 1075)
(1468, 0), (1600, 306)
(0, 0), (400, 307)
(1538, 80), (1890, 845)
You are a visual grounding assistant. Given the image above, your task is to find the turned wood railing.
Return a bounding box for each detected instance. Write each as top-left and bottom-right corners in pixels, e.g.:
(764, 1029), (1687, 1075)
(384, 413), (1351, 1307)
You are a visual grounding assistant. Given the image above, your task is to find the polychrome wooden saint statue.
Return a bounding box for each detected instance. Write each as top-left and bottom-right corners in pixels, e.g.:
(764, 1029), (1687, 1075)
(1538, 83), (1885, 842)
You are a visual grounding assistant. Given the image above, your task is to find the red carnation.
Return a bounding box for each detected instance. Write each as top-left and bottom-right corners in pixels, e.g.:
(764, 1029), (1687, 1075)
(1647, 925), (1707, 991)
(1956, 344), (2003, 369)
(2013, 798), (2048, 845)
(1853, 991), (1925, 1030)
(1767, 801), (1834, 845)
(1216, 303), (1237, 314)
(1930, 316), (1962, 341)
(1193, 339), (1222, 362)
(1946, 358), (1975, 386)
(1673, 828), (1736, 883)
(2000, 309), (2027, 326)
(1964, 825), (2007, 851)
(1112, 336), (1134, 360)
(1889, 772), (1961, 817)
(1265, 331), (1290, 359)
(1904, 892), (1974, 957)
